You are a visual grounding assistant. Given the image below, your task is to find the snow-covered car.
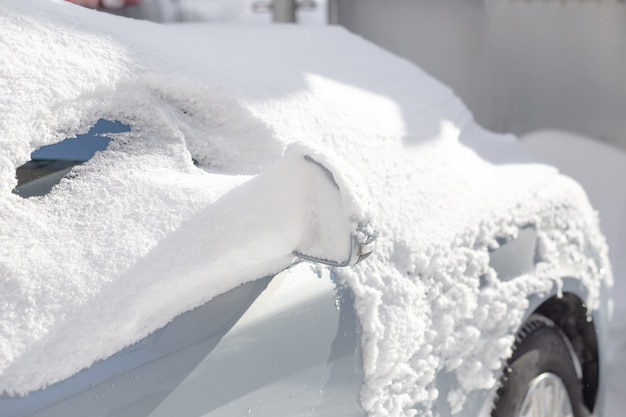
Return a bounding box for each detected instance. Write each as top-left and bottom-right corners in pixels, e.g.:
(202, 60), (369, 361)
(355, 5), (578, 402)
(0, 1), (612, 417)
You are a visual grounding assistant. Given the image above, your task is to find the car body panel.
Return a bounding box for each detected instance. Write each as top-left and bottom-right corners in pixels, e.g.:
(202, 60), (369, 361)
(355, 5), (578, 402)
(0, 266), (366, 417)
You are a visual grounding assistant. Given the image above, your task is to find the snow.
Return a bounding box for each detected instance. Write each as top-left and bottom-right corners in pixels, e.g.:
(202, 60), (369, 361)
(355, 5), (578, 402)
(520, 130), (626, 417)
(0, 2), (611, 417)
(521, 130), (626, 310)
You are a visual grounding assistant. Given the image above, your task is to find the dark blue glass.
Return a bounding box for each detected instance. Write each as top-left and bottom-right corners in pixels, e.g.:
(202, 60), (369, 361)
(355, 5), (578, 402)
(31, 120), (130, 162)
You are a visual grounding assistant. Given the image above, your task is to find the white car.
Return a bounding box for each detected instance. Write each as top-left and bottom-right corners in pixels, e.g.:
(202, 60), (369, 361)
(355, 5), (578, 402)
(0, 1), (612, 417)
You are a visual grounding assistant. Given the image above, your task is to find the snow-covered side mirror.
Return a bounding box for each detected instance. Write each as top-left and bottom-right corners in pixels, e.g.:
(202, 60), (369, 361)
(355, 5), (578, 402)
(106, 143), (377, 306)
(208, 142), (377, 271)
(291, 154), (377, 267)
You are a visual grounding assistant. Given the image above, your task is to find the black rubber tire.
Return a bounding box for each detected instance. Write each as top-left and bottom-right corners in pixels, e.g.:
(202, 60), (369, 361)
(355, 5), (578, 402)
(491, 315), (589, 417)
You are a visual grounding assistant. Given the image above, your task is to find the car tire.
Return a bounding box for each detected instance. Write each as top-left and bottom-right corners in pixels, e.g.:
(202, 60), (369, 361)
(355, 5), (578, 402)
(491, 315), (589, 417)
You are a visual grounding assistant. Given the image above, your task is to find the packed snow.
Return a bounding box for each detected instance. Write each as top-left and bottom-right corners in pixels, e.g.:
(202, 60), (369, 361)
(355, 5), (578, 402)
(0, 2), (612, 417)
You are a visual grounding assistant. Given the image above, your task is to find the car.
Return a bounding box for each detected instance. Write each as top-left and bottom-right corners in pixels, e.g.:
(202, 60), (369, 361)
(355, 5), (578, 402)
(0, 1), (612, 417)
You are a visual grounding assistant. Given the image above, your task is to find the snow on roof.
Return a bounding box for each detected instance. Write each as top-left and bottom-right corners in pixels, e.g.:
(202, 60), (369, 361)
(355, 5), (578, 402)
(0, 1), (611, 415)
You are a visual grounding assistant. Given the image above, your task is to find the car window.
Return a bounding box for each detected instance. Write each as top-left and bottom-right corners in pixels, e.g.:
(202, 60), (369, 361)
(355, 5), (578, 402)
(14, 119), (130, 198)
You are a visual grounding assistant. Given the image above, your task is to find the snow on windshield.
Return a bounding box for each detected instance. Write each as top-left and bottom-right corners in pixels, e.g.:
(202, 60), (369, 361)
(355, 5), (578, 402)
(0, 1), (611, 416)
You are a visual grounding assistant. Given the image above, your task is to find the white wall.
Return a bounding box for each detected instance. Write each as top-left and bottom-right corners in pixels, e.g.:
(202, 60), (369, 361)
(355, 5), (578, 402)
(337, 0), (626, 150)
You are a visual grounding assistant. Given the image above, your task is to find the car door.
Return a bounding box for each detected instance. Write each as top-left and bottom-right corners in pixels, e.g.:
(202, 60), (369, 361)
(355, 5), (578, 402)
(0, 264), (366, 417)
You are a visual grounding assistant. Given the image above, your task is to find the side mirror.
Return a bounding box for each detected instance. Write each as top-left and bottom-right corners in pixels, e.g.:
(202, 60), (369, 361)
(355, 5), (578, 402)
(291, 154), (377, 266)
(114, 144), (378, 298)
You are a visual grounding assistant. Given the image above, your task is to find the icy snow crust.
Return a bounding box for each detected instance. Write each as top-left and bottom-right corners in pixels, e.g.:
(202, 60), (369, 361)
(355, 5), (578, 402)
(0, 1), (611, 416)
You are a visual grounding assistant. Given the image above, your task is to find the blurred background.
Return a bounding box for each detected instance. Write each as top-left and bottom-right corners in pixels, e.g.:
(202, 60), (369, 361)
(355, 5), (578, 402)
(66, 0), (328, 24)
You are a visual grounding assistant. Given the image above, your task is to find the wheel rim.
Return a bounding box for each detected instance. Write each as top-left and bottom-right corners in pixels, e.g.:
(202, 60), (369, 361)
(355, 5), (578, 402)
(517, 372), (574, 417)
